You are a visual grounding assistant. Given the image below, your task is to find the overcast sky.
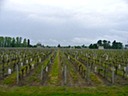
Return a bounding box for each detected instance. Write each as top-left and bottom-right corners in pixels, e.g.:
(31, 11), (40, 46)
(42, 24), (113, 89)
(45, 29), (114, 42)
(0, 0), (128, 46)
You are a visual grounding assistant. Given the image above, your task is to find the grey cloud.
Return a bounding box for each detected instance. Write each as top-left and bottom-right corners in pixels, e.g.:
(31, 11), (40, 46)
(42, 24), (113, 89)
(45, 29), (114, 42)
(0, 0), (5, 13)
(0, 0), (128, 46)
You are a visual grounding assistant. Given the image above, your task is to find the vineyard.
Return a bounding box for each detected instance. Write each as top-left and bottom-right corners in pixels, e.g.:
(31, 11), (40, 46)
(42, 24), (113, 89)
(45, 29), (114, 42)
(0, 48), (128, 86)
(0, 48), (128, 95)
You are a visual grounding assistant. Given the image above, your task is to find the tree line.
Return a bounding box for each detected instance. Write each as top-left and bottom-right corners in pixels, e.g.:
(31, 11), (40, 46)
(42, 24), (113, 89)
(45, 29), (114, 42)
(0, 36), (31, 47)
(0, 36), (124, 49)
(89, 40), (123, 49)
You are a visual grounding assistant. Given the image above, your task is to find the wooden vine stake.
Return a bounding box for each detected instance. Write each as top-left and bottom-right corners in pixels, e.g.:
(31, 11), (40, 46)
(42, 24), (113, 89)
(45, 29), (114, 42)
(94, 66), (97, 73)
(64, 65), (67, 85)
(87, 64), (90, 84)
(41, 65), (44, 80)
(16, 64), (19, 84)
(126, 65), (128, 78)
(111, 67), (115, 84)
(2, 59), (4, 78)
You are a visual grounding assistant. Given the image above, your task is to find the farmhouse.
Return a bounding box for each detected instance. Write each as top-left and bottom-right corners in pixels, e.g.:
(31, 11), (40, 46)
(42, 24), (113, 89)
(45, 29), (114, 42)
(125, 44), (128, 49)
(98, 46), (104, 50)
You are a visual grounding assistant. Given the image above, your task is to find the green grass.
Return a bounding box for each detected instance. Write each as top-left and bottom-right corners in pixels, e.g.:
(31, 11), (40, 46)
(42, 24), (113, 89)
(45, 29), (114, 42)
(0, 85), (128, 96)
(90, 72), (103, 85)
(48, 50), (60, 85)
(2, 72), (17, 85)
(42, 52), (54, 69)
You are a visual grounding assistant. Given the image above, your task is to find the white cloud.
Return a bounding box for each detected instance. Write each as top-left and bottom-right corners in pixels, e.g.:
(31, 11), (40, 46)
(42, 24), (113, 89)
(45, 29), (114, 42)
(95, 29), (128, 44)
(71, 37), (95, 45)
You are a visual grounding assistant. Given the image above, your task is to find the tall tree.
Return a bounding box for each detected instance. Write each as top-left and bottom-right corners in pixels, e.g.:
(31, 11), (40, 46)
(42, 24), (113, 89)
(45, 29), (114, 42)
(103, 40), (108, 49)
(7, 37), (12, 47)
(27, 39), (30, 47)
(23, 38), (27, 47)
(112, 40), (117, 49)
(89, 43), (98, 49)
(19, 37), (22, 47)
(112, 40), (123, 49)
(11, 37), (16, 47)
(97, 40), (102, 46)
(58, 44), (61, 48)
(0, 37), (4, 47)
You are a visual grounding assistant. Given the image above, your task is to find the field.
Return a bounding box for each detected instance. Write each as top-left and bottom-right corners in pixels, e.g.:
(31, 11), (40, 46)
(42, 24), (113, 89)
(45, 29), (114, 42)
(0, 48), (128, 96)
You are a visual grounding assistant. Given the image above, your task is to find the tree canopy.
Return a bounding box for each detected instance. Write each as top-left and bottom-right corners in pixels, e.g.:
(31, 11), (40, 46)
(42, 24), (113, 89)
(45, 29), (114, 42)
(89, 40), (123, 49)
(0, 36), (31, 47)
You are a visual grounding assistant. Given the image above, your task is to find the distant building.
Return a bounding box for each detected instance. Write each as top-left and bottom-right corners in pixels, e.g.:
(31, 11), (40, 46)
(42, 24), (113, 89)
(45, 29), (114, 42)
(125, 44), (128, 49)
(37, 45), (42, 48)
(98, 46), (104, 50)
(36, 42), (44, 48)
